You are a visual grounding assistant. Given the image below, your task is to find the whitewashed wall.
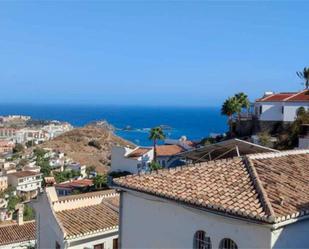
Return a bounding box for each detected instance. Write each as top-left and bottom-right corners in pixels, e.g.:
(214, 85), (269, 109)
(33, 193), (66, 249)
(255, 102), (284, 121)
(271, 219), (309, 248)
(283, 102), (309, 122)
(67, 231), (118, 249)
(111, 146), (153, 174)
(255, 102), (309, 122)
(120, 191), (272, 249)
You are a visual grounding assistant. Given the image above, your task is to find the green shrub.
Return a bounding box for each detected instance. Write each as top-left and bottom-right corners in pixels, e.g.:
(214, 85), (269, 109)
(88, 140), (102, 150)
(149, 161), (162, 171)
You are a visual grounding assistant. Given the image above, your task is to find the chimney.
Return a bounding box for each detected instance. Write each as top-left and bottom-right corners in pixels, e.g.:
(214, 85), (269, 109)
(17, 204), (24, 225)
(263, 91), (274, 97)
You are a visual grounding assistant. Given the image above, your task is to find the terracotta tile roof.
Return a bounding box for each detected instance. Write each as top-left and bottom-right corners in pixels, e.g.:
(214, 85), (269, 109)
(0, 221), (36, 246)
(114, 158), (266, 221)
(58, 189), (116, 202)
(56, 197), (119, 238)
(55, 179), (93, 188)
(156, 145), (184, 156)
(285, 90), (309, 102)
(257, 90), (309, 102)
(113, 150), (309, 224)
(8, 170), (41, 178)
(250, 152), (309, 222)
(127, 148), (151, 159)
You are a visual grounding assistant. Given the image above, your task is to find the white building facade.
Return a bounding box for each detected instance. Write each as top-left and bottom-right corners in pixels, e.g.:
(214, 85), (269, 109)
(254, 90), (309, 122)
(111, 144), (187, 174)
(33, 187), (119, 249)
(7, 171), (42, 198)
(111, 146), (153, 174)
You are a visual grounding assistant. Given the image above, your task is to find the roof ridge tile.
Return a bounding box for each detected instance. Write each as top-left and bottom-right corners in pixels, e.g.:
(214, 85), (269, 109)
(248, 149), (309, 160)
(243, 157), (276, 222)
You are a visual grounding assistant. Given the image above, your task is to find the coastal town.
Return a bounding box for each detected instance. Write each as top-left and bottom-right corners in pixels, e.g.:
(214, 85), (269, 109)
(0, 78), (308, 248)
(0, 1), (309, 248)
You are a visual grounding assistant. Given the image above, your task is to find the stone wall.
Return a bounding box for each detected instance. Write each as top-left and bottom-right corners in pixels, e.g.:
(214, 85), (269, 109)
(235, 119), (291, 137)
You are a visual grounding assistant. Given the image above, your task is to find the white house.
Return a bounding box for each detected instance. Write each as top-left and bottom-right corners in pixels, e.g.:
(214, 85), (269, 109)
(7, 171), (42, 199)
(111, 144), (186, 174)
(111, 147), (153, 174)
(254, 90), (309, 122)
(33, 187), (119, 249)
(113, 150), (309, 249)
(66, 162), (87, 178)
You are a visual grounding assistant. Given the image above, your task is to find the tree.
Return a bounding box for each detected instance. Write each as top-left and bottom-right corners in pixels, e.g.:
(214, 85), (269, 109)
(149, 161), (162, 171)
(86, 166), (96, 177)
(33, 148), (47, 159)
(25, 140), (35, 148)
(296, 106), (306, 117)
(297, 67), (309, 89)
(288, 108), (309, 147)
(7, 195), (21, 211)
(93, 174), (107, 189)
(13, 143), (24, 154)
(88, 140), (102, 150)
(149, 127), (165, 163)
(257, 132), (272, 147)
(17, 158), (28, 169)
(235, 92), (250, 116)
(38, 158), (51, 177)
(23, 204), (35, 221)
(221, 97), (241, 134)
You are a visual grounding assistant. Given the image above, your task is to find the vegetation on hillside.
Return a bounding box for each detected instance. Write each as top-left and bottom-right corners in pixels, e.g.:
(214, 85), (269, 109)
(38, 123), (134, 174)
(34, 148), (51, 177)
(53, 170), (81, 183)
(275, 107), (309, 149)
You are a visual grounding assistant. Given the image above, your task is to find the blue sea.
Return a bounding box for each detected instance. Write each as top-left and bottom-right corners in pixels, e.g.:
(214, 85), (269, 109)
(0, 104), (227, 146)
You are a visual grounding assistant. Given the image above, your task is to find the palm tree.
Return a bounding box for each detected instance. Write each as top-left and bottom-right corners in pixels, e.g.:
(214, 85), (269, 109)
(221, 97), (241, 135)
(235, 92), (250, 117)
(149, 127), (165, 163)
(296, 67), (309, 89)
(93, 174), (107, 189)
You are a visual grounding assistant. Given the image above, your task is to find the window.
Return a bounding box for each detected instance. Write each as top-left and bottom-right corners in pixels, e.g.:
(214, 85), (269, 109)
(194, 230), (211, 249)
(94, 244), (104, 249)
(259, 106), (262, 115)
(219, 238), (238, 249)
(282, 106), (284, 114)
(113, 238), (119, 249)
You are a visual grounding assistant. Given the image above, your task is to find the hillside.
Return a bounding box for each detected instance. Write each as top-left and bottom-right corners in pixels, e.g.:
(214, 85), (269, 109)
(39, 122), (135, 174)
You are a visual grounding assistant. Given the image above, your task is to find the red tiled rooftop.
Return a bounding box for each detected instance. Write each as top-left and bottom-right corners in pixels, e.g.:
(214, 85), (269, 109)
(286, 90), (309, 102)
(55, 179), (93, 188)
(56, 196), (119, 238)
(8, 171), (41, 178)
(156, 145), (184, 156)
(127, 148), (151, 159)
(114, 150), (309, 224)
(257, 90), (309, 102)
(0, 221), (36, 246)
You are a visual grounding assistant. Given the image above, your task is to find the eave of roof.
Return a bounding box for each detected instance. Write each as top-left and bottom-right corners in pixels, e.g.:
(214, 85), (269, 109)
(113, 150), (309, 225)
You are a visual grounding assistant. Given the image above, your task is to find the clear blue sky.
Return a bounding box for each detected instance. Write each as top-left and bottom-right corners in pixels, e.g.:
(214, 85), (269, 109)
(0, 1), (308, 106)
